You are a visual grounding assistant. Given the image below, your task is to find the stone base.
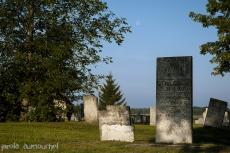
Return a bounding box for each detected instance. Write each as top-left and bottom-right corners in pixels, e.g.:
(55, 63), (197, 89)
(100, 124), (134, 142)
(156, 119), (192, 144)
(99, 105), (134, 142)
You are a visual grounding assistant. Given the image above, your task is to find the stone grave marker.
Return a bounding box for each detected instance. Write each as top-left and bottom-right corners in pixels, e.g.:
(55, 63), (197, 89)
(194, 107), (208, 125)
(83, 95), (98, 123)
(204, 98), (227, 127)
(99, 105), (134, 142)
(150, 106), (156, 126)
(156, 56), (193, 144)
(70, 114), (77, 121)
(223, 111), (230, 126)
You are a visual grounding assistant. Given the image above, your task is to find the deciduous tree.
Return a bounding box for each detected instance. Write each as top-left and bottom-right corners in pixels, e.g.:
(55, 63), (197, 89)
(0, 0), (130, 121)
(189, 0), (230, 76)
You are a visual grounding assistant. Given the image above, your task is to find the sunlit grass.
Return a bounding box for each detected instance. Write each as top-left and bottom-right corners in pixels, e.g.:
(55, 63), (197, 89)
(0, 122), (229, 153)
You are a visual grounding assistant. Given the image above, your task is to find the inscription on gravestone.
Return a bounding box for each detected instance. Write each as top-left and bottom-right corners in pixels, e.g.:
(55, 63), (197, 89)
(204, 98), (227, 127)
(156, 56), (192, 144)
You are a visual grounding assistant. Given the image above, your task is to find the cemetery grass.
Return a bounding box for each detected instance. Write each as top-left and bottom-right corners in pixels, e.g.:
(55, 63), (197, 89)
(0, 123), (230, 153)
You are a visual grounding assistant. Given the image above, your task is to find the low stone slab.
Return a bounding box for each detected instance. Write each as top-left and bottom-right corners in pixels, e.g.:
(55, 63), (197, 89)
(100, 124), (134, 142)
(204, 98), (227, 127)
(99, 105), (134, 142)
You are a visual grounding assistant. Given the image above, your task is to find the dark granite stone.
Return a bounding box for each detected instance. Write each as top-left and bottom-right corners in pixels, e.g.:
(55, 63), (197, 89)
(156, 56), (193, 144)
(204, 98), (227, 127)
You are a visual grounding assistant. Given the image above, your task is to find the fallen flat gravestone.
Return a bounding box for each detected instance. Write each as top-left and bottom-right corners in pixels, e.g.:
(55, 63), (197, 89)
(204, 98), (227, 127)
(156, 56), (192, 144)
(83, 95), (98, 123)
(99, 105), (134, 142)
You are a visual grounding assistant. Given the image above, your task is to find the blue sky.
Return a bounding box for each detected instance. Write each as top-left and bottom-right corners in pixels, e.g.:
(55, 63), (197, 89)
(94, 0), (230, 108)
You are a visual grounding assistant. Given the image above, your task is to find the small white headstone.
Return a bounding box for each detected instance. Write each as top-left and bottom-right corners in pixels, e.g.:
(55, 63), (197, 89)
(150, 106), (156, 126)
(83, 95), (98, 123)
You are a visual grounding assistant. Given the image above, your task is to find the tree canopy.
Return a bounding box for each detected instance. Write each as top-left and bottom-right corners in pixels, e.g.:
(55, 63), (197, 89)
(0, 0), (131, 121)
(189, 0), (230, 76)
(99, 74), (126, 110)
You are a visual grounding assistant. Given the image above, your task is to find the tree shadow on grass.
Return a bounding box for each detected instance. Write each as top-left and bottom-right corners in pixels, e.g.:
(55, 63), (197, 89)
(193, 126), (230, 145)
(148, 137), (155, 143)
(180, 126), (230, 153)
(145, 126), (230, 152)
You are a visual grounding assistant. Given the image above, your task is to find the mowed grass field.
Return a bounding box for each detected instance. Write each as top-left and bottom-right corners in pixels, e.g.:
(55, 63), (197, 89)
(0, 122), (230, 153)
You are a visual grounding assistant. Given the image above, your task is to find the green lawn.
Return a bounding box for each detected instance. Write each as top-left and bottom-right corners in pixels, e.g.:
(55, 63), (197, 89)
(0, 122), (230, 153)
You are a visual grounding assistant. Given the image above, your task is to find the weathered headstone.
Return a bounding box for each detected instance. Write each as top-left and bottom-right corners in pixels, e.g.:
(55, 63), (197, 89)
(150, 106), (156, 126)
(194, 118), (204, 125)
(194, 107), (208, 125)
(99, 105), (134, 142)
(156, 56), (192, 144)
(203, 107), (208, 119)
(130, 114), (136, 124)
(204, 98), (227, 127)
(140, 114), (150, 124)
(70, 114), (78, 121)
(223, 111), (230, 126)
(83, 95), (98, 123)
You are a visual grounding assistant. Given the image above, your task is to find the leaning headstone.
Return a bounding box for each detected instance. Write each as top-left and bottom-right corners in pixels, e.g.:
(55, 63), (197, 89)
(83, 95), (98, 123)
(203, 107), (208, 119)
(150, 106), (156, 126)
(99, 105), (134, 142)
(156, 56), (192, 144)
(204, 98), (227, 127)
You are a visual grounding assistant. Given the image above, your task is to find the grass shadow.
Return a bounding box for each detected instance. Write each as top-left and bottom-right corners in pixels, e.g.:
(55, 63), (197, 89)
(193, 126), (230, 145)
(148, 137), (156, 143)
(179, 144), (226, 153)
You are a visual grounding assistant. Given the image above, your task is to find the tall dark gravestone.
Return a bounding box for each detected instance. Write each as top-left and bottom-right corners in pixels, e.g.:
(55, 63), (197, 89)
(204, 98), (227, 127)
(156, 56), (192, 144)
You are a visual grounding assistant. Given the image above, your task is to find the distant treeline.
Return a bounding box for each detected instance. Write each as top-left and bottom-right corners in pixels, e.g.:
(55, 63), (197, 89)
(131, 107), (215, 116)
(131, 108), (150, 115)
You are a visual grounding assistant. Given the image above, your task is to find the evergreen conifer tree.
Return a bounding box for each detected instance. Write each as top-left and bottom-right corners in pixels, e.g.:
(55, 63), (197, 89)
(99, 74), (126, 110)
